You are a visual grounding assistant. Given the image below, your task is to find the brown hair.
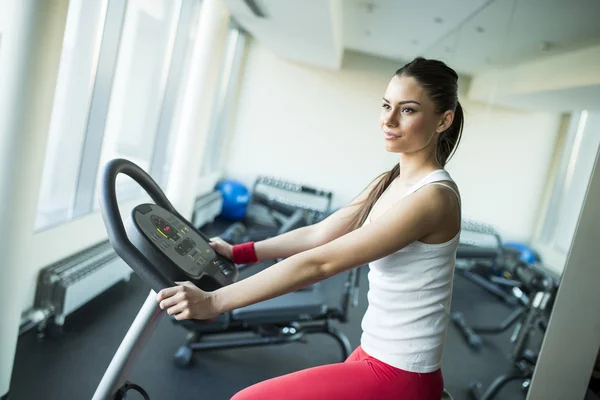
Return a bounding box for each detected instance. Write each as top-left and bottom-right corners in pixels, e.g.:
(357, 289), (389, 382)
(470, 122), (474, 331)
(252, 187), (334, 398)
(348, 57), (464, 231)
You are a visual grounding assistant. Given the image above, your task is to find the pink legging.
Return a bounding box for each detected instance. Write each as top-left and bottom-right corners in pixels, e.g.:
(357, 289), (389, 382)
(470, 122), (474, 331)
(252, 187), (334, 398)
(230, 346), (444, 400)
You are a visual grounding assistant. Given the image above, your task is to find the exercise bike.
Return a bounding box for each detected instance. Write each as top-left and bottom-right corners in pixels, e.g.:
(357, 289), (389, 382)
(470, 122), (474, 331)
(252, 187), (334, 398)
(92, 159), (239, 399)
(92, 160), (452, 399)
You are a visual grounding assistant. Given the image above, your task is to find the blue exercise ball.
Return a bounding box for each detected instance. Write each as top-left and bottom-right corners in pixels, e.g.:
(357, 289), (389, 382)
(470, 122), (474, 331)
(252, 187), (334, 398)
(216, 179), (250, 221)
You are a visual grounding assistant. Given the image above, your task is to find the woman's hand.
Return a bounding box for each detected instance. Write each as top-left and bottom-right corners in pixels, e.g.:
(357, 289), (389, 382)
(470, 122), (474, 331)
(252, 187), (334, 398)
(209, 237), (234, 261)
(156, 281), (220, 321)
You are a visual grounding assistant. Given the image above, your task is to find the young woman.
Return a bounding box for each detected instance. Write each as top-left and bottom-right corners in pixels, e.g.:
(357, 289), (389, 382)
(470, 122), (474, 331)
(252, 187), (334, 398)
(157, 57), (464, 400)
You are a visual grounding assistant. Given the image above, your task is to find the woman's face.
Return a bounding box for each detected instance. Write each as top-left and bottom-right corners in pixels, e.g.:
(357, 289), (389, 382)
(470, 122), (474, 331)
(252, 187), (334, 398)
(380, 75), (450, 155)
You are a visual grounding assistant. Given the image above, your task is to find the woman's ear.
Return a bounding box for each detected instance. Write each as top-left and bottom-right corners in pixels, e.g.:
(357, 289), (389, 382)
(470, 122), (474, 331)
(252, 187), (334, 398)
(436, 110), (454, 133)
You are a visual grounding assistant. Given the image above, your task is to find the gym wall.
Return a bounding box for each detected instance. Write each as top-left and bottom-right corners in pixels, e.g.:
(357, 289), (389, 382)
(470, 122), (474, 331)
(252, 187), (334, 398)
(222, 38), (561, 242)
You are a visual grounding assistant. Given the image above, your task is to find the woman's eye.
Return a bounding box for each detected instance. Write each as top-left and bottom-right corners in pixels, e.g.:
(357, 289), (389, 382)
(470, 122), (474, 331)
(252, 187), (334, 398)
(402, 108), (415, 114)
(382, 103), (391, 110)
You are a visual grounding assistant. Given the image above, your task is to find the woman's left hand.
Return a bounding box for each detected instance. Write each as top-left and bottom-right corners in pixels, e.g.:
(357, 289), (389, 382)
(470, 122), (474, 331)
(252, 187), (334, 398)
(156, 281), (219, 321)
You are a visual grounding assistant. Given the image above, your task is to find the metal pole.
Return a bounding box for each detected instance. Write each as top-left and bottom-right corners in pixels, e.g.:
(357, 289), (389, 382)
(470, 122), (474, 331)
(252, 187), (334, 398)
(92, 291), (163, 400)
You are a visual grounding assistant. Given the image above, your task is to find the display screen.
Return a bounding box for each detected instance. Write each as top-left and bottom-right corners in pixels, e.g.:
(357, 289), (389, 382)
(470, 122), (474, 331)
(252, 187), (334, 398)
(151, 215), (181, 241)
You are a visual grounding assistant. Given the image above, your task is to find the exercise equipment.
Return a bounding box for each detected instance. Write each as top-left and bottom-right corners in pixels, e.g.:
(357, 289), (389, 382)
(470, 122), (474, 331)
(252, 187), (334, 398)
(452, 220), (540, 350)
(503, 241), (540, 265)
(92, 159), (239, 400)
(453, 244), (536, 350)
(467, 262), (558, 399)
(457, 220), (524, 307)
(216, 179), (250, 220)
(243, 176), (333, 241)
(173, 264), (361, 367)
(452, 220), (561, 399)
(173, 177), (354, 368)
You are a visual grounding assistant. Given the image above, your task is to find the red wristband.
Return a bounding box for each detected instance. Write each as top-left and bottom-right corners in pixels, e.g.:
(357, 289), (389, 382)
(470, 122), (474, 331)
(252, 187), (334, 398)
(232, 242), (259, 265)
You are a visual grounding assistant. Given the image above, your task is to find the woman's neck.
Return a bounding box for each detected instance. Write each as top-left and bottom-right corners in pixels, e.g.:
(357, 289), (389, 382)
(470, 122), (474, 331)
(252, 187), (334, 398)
(396, 152), (441, 185)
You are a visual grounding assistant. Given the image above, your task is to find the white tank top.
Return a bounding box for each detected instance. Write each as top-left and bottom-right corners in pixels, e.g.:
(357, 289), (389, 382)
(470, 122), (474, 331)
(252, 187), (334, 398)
(360, 169), (461, 373)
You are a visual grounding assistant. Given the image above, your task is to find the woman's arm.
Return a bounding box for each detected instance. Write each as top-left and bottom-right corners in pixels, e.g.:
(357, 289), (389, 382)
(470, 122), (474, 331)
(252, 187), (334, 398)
(157, 184), (458, 320)
(249, 175), (387, 261)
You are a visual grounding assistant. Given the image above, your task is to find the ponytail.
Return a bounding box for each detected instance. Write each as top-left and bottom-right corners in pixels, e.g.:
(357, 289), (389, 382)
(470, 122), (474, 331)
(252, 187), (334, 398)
(436, 101), (463, 167)
(347, 164), (399, 231)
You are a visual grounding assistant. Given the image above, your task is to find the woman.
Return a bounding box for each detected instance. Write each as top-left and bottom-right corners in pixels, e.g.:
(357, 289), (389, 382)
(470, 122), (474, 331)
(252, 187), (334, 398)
(157, 57), (463, 399)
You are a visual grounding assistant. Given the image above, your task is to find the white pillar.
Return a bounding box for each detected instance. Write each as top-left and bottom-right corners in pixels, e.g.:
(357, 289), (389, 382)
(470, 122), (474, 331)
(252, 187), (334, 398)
(528, 145), (600, 399)
(166, 0), (230, 217)
(0, 1), (69, 397)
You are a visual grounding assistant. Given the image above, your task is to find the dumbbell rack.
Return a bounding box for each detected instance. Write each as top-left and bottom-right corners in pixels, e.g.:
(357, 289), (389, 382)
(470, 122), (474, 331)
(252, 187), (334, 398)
(252, 176), (333, 222)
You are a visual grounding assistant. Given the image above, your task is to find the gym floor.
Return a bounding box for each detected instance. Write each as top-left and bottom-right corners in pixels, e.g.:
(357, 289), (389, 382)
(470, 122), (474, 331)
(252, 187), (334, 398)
(10, 225), (531, 400)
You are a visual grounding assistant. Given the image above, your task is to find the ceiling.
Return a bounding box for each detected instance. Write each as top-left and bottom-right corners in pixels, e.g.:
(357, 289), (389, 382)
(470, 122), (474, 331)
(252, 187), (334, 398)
(224, 0), (600, 111)
(496, 85), (600, 113)
(344, 0), (600, 75)
(224, 0), (343, 69)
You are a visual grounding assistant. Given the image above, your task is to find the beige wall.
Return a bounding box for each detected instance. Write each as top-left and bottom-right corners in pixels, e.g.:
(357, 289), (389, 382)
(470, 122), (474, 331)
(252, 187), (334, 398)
(223, 38), (562, 242)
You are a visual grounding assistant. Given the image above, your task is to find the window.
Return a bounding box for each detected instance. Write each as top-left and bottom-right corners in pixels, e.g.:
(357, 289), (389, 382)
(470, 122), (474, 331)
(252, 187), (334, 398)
(92, 0), (182, 205)
(199, 23), (247, 176)
(155, 0), (204, 186)
(35, 0), (108, 230)
(35, 0), (203, 230)
(538, 111), (600, 256)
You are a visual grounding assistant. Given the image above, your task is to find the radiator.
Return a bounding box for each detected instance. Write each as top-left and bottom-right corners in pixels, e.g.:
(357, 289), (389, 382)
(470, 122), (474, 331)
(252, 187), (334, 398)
(33, 240), (132, 330)
(191, 190), (223, 228)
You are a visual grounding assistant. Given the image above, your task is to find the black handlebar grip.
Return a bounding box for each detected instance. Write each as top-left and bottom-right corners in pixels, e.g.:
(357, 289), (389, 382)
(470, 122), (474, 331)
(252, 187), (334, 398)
(99, 159), (178, 292)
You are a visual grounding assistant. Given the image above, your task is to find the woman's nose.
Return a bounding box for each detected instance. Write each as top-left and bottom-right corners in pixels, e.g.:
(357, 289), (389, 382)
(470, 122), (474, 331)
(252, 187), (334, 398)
(384, 112), (398, 127)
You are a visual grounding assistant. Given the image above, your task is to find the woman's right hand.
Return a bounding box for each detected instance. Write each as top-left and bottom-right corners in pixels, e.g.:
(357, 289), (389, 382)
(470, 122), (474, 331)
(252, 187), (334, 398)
(208, 237), (234, 261)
